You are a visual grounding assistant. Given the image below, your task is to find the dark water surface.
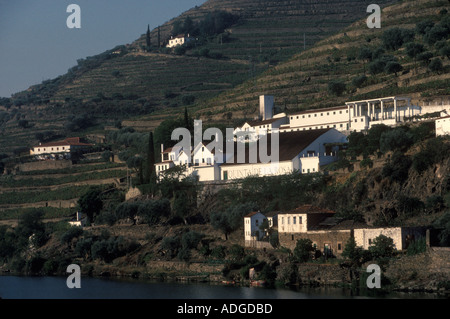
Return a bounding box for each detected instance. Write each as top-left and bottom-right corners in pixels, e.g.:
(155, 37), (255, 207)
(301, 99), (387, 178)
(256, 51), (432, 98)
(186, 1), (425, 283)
(0, 275), (444, 299)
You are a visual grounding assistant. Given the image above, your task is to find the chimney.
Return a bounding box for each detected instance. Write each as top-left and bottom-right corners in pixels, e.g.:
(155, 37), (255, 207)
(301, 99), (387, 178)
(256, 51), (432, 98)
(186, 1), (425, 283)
(76, 212), (81, 221)
(259, 95), (274, 121)
(161, 144), (164, 154)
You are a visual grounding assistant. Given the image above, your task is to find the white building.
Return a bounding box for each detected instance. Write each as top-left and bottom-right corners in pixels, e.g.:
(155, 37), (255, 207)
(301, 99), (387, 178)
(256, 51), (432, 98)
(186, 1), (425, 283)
(68, 212), (86, 228)
(30, 137), (93, 156)
(436, 115), (450, 136)
(220, 128), (347, 180)
(283, 105), (351, 133)
(167, 34), (194, 48)
(244, 211), (267, 244)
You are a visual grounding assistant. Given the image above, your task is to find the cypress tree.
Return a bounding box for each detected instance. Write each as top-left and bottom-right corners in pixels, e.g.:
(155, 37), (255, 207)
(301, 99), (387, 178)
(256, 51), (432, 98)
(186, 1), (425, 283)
(158, 26), (161, 48)
(146, 131), (155, 183)
(146, 25), (151, 51)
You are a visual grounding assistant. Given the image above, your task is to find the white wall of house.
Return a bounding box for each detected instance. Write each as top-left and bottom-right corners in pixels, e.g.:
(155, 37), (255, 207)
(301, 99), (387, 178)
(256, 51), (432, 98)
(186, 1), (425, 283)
(354, 227), (403, 250)
(187, 165), (220, 182)
(31, 145), (71, 155)
(287, 107), (350, 132)
(192, 143), (215, 166)
(278, 213), (307, 233)
(436, 117), (450, 136)
(221, 161), (294, 180)
(299, 156), (320, 174)
(244, 212), (266, 241)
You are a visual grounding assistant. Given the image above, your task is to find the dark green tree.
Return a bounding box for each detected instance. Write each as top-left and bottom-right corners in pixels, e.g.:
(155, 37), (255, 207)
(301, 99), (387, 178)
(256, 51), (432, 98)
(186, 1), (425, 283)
(146, 131), (155, 184)
(293, 238), (314, 263)
(385, 61), (403, 76)
(327, 80), (346, 97)
(78, 187), (103, 223)
(146, 24), (151, 52)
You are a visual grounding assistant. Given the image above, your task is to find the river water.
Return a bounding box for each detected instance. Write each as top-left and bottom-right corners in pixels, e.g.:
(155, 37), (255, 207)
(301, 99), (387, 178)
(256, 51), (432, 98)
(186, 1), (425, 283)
(0, 275), (444, 299)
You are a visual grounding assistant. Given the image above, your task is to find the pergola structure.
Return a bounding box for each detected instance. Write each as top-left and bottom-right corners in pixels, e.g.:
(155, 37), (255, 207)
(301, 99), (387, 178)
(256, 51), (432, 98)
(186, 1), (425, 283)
(345, 96), (413, 122)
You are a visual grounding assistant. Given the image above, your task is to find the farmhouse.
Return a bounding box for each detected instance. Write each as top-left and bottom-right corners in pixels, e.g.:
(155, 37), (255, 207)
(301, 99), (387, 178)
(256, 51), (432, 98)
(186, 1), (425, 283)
(248, 205), (427, 257)
(30, 137), (93, 158)
(167, 34), (194, 48)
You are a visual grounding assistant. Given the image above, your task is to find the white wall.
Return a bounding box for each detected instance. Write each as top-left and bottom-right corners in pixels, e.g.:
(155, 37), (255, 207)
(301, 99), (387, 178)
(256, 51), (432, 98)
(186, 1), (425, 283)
(278, 213), (307, 233)
(31, 145), (71, 155)
(354, 227), (403, 250)
(288, 107), (350, 131)
(244, 212), (266, 241)
(436, 117), (450, 136)
(221, 161), (294, 180)
(299, 156), (319, 174)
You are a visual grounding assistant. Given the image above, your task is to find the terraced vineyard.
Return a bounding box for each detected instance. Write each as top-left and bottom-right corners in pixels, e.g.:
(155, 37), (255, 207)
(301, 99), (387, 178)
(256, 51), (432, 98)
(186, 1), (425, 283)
(194, 0), (450, 122)
(0, 161), (127, 219)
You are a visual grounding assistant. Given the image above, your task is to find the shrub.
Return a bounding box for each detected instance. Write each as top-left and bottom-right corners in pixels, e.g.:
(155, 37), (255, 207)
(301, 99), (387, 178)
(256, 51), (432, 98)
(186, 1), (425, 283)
(60, 227), (84, 245)
(327, 80), (346, 97)
(382, 151), (412, 183)
(406, 238), (427, 256)
(368, 234), (395, 260)
(428, 58), (443, 73)
(352, 75), (367, 88)
(293, 238), (314, 263)
(379, 128), (413, 153)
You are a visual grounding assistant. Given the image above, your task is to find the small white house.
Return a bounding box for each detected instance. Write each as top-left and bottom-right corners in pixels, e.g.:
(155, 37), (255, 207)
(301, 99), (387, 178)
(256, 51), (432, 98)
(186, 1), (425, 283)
(167, 34), (194, 48)
(436, 115), (450, 137)
(68, 212), (86, 227)
(244, 211), (267, 244)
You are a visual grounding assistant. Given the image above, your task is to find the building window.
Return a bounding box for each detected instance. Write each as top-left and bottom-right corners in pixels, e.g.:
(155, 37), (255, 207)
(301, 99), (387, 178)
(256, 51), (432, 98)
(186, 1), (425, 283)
(299, 216), (302, 224)
(368, 239), (372, 245)
(339, 111), (342, 114)
(255, 219), (259, 226)
(281, 217), (284, 225)
(293, 216), (296, 224)
(223, 171), (228, 180)
(287, 217), (290, 224)
(296, 116), (299, 119)
(321, 113), (323, 116)
(308, 115), (311, 118)
(314, 114), (317, 117)
(333, 112), (336, 115)
(327, 112), (329, 115)
(340, 124), (343, 127)
(337, 242), (342, 251)
(291, 235), (294, 241)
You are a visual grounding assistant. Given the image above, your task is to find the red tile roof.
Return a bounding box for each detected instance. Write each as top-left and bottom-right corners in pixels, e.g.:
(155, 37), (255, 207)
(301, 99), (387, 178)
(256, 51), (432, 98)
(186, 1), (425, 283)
(282, 204), (335, 215)
(36, 137), (92, 148)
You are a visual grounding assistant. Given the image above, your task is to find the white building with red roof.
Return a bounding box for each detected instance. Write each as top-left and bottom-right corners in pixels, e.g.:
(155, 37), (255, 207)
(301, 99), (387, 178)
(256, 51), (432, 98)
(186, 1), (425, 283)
(30, 137), (93, 156)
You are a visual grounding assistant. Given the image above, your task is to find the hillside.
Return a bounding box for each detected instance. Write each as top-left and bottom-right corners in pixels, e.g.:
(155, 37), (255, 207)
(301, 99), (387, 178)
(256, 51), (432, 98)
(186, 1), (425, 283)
(191, 0), (450, 123)
(0, 0), (398, 154)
